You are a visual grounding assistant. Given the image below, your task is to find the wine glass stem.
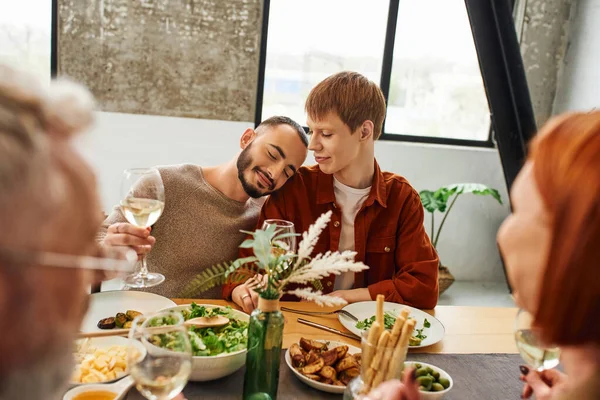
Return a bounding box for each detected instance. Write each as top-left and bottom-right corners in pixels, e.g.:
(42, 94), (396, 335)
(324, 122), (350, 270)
(139, 255), (149, 279)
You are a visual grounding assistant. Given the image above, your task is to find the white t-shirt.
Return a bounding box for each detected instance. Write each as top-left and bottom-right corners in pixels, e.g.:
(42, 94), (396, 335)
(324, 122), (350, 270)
(333, 177), (371, 290)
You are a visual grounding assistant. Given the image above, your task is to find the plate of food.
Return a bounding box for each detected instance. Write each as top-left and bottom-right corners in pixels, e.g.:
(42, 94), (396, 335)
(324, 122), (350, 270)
(285, 338), (361, 394)
(159, 303), (250, 381)
(81, 291), (177, 332)
(338, 301), (445, 348)
(71, 336), (145, 386)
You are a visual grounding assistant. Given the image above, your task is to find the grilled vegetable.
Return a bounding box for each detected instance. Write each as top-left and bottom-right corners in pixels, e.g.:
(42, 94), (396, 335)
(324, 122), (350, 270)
(123, 321), (132, 329)
(114, 313), (127, 328)
(125, 310), (142, 321)
(97, 317), (116, 329)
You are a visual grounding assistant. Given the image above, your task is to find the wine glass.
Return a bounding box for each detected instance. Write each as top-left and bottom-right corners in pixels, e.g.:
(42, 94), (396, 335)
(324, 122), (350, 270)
(128, 311), (192, 400)
(514, 308), (560, 371)
(262, 219), (297, 253)
(120, 167), (165, 288)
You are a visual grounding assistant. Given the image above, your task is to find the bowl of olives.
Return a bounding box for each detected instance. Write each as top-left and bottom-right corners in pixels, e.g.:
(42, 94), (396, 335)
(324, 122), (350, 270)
(404, 361), (453, 399)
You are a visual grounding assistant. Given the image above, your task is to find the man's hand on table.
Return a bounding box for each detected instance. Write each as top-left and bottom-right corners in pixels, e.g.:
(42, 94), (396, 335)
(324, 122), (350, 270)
(103, 223), (155, 258)
(330, 288), (372, 304)
(232, 274), (267, 314)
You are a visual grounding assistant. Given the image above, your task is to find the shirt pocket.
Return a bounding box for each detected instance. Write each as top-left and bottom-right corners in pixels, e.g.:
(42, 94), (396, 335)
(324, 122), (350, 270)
(365, 235), (396, 278)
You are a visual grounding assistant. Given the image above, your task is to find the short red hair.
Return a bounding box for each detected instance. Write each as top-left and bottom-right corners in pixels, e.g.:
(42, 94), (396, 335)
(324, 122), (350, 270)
(305, 71), (386, 139)
(529, 111), (600, 346)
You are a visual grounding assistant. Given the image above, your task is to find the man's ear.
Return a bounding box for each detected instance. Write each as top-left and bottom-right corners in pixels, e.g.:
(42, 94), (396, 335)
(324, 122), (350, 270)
(240, 128), (257, 149)
(359, 121), (374, 141)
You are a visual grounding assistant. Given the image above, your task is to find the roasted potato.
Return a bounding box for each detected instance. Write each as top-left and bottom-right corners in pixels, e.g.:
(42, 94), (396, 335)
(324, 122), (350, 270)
(300, 358), (325, 375)
(291, 339), (362, 388)
(303, 373), (321, 382)
(339, 367), (360, 385)
(290, 343), (305, 368)
(321, 348), (338, 366)
(319, 366), (337, 380)
(300, 338), (327, 352)
(335, 345), (349, 360)
(335, 355), (358, 373)
(305, 350), (320, 365)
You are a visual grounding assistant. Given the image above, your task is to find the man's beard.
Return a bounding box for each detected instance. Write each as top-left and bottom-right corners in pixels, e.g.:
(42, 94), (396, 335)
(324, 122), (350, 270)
(0, 341), (73, 400)
(236, 144), (274, 199)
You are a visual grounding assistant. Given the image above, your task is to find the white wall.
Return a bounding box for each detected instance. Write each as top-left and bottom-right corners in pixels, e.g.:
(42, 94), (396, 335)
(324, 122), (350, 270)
(553, 0), (600, 113)
(78, 111), (510, 282)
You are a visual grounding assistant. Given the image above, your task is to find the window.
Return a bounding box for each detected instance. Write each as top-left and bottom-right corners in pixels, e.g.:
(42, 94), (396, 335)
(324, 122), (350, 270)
(258, 0), (492, 146)
(0, 0), (52, 83)
(261, 0), (389, 127)
(385, 0), (490, 141)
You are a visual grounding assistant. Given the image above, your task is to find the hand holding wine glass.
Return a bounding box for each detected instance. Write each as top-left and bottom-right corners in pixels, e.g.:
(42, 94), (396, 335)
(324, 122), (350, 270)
(120, 167), (165, 288)
(514, 308), (560, 371)
(128, 311), (192, 400)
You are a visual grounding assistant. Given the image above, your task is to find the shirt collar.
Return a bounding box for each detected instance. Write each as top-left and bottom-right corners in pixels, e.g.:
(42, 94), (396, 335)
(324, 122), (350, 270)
(316, 160), (387, 208)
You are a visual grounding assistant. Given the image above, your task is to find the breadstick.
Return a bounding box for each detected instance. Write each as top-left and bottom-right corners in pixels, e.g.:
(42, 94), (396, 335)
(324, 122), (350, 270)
(363, 330), (391, 392)
(399, 308), (410, 320)
(384, 318), (416, 381)
(362, 321), (382, 374)
(388, 315), (406, 349)
(376, 294), (385, 328)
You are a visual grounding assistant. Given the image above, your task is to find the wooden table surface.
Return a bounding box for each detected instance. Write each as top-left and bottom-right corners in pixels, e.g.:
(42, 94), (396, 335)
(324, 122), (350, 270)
(173, 299), (518, 354)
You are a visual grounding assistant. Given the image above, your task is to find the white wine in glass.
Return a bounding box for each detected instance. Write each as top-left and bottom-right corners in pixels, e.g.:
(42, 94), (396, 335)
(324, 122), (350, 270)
(514, 308), (560, 371)
(128, 312), (192, 400)
(121, 167), (165, 288)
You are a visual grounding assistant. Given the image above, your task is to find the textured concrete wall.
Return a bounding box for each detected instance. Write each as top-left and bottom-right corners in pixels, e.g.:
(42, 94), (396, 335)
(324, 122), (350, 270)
(519, 0), (573, 127)
(58, 0), (262, 121)
(553, 0), (600, 113)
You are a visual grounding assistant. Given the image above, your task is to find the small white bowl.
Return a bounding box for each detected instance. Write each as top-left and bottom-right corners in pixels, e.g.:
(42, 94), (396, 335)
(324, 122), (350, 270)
(405, 361), (453, 399)
(161, 304), (250, 381)
(285, 340), (361, 394)
(71, 336), (145, 386)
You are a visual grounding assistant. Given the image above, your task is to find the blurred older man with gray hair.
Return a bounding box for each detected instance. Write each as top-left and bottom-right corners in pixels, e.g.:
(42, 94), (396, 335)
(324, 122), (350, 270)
(0, 64), (111, 400)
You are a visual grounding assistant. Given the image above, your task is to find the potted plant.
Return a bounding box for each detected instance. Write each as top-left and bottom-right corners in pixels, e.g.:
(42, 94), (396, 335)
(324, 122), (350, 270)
(183, 211), (368, 399)
(419, 183), (503, 295)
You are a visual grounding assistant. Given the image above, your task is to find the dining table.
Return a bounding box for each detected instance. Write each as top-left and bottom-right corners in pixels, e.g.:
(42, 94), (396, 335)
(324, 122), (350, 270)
(123, 300), (522, 400)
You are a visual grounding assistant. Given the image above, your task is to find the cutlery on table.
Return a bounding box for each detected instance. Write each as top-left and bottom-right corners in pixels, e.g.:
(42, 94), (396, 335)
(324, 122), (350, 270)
(297, 318), (360, 340)
(281, 306), (359, 322)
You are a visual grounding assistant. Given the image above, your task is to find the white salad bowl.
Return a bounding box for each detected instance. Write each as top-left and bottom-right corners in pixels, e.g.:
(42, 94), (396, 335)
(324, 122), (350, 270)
(161, 304), (249, 381)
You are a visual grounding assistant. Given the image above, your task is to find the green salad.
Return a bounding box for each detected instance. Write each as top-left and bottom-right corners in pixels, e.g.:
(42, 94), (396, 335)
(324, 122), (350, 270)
(148, 303), (248, 356)
(355, 311), (430, 346)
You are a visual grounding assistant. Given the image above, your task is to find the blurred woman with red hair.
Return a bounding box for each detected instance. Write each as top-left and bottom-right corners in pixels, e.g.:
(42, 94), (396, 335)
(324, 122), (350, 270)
(363, 111), (600, 400)
(497, 111), (600, 399)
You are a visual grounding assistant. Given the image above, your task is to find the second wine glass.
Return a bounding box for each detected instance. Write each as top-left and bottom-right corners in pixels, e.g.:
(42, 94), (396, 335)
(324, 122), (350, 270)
(128, 311), (192, 400)
(514, 308), (560, 371)
(120, 167), (165, 288)
(262, 219), (297, 254)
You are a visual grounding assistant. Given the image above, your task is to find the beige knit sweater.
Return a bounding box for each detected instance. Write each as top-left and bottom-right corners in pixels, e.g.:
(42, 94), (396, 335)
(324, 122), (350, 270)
(97, 164), (262, 298)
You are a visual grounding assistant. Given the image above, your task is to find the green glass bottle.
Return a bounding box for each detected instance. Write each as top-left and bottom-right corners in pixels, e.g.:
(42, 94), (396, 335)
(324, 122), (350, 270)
(243, 298), (284, 400)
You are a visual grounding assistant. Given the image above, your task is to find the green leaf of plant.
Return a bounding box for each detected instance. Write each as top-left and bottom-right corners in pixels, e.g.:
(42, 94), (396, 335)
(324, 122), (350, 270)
(273, 232), (300, 241)
(239, 239), (255, 248)
(420, 190), (439, 213)
(444, 183), (503, 204)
